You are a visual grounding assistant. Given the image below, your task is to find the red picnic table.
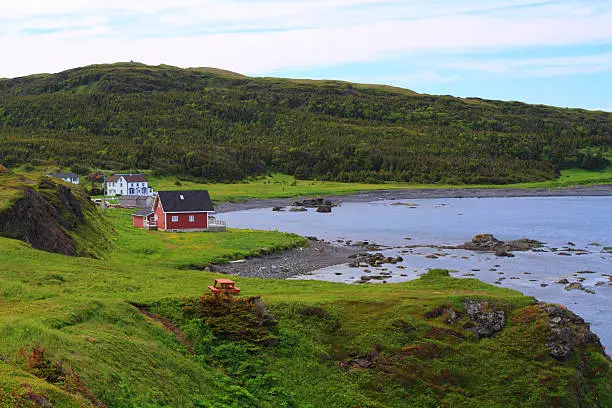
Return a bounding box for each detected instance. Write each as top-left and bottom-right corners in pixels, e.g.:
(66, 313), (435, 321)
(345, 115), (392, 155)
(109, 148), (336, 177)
(208, 278), (241, 295)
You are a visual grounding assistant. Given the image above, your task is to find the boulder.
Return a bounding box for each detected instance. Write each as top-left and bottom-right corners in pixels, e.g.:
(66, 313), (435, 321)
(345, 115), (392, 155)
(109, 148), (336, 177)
(272, 206), (284, 211)
(316, 205), (332, 213)
(556, 278), (569, 284)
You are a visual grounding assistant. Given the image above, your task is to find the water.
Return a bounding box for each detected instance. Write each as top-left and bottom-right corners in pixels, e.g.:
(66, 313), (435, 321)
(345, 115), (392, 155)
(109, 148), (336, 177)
(225, 196), (612, 351)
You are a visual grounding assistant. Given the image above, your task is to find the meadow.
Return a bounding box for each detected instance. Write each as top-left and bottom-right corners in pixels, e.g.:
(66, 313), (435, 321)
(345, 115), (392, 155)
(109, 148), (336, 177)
(150, 168), (612, 202)
(1, 206), (610, 407)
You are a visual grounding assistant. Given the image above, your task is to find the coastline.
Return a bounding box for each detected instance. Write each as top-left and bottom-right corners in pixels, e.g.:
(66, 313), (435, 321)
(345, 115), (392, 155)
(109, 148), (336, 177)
(214, 239), (361, 279)
(215, 184), (612, 213)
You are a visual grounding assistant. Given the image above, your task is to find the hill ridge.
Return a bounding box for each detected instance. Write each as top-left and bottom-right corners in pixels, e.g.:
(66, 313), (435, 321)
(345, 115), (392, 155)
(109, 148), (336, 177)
(0, 62), (610, 184)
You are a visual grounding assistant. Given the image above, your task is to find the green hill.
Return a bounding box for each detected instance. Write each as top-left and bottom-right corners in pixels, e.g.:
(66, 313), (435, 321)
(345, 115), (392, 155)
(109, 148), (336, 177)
(0, 62), (610, 184)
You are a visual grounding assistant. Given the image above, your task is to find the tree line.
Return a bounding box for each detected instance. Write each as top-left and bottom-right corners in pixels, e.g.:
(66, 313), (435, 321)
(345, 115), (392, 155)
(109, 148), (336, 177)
(0, 63), (610, 183)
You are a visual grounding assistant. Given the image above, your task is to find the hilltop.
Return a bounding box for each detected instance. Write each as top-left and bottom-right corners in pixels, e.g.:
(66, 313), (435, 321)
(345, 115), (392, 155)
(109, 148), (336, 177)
(0, 62), (610, 184)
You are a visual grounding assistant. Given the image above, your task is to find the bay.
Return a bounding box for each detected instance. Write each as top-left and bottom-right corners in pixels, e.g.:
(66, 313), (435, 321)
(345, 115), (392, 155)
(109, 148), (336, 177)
(225, 196), (612, 351)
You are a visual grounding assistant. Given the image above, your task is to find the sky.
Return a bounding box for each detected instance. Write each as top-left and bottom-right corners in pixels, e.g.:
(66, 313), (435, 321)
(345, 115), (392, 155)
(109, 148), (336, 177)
(1, 0), (611, 111)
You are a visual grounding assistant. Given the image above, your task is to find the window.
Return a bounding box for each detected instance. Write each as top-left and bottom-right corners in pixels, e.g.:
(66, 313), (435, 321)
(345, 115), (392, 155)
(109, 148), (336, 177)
(172, 216), (179, 222)
(189, 215), (195, 223)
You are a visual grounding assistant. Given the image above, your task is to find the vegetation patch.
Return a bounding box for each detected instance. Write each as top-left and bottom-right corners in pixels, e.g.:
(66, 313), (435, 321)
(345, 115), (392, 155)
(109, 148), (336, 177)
(6, 343), (106, 407)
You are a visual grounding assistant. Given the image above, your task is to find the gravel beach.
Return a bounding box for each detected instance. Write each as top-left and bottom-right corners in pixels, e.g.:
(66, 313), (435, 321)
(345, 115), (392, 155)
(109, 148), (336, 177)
(214, 239), (361, 279)
(215, 185), (612, 213)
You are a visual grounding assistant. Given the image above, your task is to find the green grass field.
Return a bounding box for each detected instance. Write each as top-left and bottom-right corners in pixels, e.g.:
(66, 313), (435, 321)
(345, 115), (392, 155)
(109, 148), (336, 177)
(1, 204), (610, 407)
(148, 168), (612, 202)
(9, 165), (612, 205)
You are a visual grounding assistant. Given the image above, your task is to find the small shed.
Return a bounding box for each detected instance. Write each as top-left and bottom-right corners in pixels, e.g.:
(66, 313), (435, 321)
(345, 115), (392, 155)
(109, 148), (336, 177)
(132, 208), (155, 229)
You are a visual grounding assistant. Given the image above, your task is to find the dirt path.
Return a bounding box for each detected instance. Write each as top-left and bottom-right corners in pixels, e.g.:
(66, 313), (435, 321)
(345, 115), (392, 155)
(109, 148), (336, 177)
(134, 305), (195, 355)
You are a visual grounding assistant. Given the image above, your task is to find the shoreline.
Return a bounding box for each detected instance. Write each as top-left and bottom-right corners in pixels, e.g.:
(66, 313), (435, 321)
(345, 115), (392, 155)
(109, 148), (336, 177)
(214, 239), (362, 279)
(215, 184), (612, 213)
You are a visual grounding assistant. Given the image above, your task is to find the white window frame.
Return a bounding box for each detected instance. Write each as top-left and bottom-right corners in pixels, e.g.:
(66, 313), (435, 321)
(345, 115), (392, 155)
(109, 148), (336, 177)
(189, 215), (195, 223)
(171, 216), (179, 222)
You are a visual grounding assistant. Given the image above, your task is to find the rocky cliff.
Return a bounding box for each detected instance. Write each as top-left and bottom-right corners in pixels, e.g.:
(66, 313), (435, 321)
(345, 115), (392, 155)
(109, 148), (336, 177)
(0, 176), (113, 258)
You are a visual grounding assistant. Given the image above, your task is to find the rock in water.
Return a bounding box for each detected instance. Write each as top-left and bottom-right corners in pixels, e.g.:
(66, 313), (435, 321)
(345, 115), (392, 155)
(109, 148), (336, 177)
(495, 248), (514, 257)
(460, 234), (543, 252)
(316, 205), (332, 213)
(564, 282), (584, 291)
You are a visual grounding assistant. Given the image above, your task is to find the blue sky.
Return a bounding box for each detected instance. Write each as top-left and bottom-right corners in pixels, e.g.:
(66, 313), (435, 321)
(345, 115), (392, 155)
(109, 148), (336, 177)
(1, 0), (611, 110)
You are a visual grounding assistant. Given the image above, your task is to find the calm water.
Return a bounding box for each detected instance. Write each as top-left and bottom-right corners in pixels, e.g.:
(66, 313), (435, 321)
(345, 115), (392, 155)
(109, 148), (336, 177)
(225, 197), (612, 351)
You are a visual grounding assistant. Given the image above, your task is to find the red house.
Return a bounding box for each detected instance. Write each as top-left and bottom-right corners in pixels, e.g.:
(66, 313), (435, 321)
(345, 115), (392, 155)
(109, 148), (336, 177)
(132, 190), (225, 232)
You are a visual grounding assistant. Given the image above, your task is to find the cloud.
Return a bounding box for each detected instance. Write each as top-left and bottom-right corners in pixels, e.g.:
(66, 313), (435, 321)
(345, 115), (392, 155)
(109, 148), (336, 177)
(597, 103), (612, 112)
(1, 0), (612, 78)
(449, 52), (612, 77)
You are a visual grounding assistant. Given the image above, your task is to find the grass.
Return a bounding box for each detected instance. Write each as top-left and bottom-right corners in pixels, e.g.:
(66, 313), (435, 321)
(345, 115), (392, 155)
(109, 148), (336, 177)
(0, 171), (28, 212)
(6, 166), (612, 206)
(0, 200), (610, 406)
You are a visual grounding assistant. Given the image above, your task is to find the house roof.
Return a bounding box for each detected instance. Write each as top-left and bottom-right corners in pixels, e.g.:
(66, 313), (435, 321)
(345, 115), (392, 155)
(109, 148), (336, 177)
(107, 174), (148, 183)
(49, 172), (78, 179)
(132, 208), (154, 217)
(157, 190), (215, 213)
(123, 174), (148, 183)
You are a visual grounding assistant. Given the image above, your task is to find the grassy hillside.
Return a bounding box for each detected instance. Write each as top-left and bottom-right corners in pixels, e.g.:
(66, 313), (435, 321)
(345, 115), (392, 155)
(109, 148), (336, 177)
(0, 202), (610, 406)
(0, 62), (610, 185)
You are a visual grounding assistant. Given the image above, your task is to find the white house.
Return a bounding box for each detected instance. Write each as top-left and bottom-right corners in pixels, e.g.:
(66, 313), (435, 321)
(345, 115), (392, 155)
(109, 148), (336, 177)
(106, 174), (154, 196)
(48, 172), (79, 184)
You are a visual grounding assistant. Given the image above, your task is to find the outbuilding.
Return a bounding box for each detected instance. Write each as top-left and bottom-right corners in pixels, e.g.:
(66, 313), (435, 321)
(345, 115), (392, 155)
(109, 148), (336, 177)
(131, 208), (155, 229)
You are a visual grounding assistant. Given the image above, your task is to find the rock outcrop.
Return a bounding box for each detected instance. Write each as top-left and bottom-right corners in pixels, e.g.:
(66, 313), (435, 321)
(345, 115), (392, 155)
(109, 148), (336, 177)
(537, 303), (607, 361)
(463, 299), (505, 339)
(0, 177), (112, 257)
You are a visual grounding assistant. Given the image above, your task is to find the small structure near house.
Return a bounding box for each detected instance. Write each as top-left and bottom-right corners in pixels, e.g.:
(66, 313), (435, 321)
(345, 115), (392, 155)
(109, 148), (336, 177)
(132, 190), (226, 232)
(119, 195), (154, 209)
(107, 174), (154, 196)
(208, 279), (240, 296)
(48, 172), (79, 184)
(132, 208), (156, 229)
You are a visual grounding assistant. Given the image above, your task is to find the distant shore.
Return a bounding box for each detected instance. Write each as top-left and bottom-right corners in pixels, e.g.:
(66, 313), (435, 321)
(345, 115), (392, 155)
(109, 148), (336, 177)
(215, 184), (612, 213)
